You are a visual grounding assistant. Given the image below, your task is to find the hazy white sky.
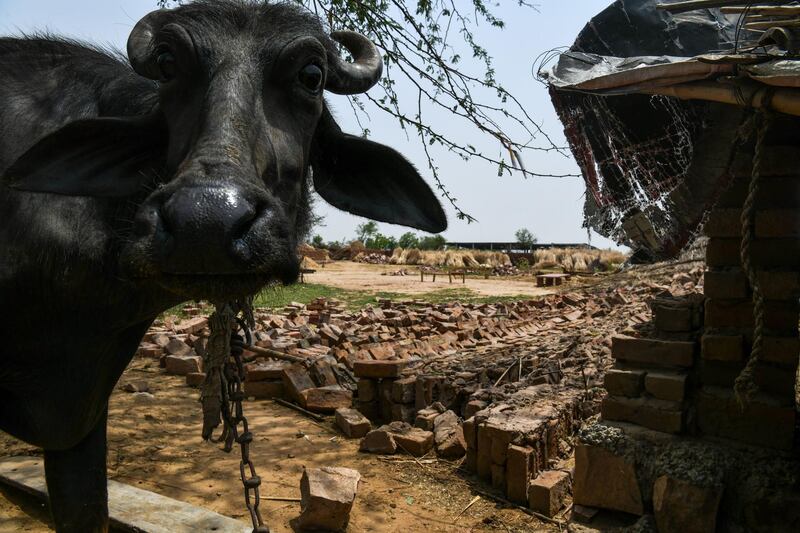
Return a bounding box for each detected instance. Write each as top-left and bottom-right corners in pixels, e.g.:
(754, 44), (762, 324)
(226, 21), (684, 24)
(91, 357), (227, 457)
(0, 0), (622, 248)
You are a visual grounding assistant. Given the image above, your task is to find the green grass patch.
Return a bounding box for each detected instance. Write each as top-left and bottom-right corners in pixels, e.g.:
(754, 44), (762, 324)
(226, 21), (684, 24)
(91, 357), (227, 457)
(254, 283), (406, 311)
(161, 283), (538, 319)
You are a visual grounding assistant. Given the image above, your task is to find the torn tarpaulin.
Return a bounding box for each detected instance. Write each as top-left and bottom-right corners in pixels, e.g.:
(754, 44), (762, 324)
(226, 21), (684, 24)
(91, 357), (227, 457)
(546, 0), (755, 260)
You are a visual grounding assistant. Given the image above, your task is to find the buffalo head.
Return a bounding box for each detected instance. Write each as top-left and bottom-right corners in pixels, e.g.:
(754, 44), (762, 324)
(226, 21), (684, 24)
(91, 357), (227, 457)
(4, 0), (446, 300)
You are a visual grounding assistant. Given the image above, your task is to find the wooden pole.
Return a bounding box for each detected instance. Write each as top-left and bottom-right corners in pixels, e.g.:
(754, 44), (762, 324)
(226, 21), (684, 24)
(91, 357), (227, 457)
(641, 81), (800, 117)
(656, 1), (767, 14)
(244, 344), (308, 364)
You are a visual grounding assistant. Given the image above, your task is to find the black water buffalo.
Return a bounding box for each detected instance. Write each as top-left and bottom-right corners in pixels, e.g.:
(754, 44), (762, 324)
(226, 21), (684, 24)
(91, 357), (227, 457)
(0, 1), (446, 531)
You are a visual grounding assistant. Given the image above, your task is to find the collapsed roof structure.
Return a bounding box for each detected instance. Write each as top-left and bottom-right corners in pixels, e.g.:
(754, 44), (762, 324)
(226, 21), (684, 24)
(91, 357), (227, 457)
(543, 0), (800, 260)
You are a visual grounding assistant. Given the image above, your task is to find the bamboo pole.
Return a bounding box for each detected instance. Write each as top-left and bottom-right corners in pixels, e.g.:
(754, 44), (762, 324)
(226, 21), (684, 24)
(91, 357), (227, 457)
(641, 81), (800, 117)
(656, 1), (771, 14)
(722, 6), (800, 15)
(744, 19), (800, 29)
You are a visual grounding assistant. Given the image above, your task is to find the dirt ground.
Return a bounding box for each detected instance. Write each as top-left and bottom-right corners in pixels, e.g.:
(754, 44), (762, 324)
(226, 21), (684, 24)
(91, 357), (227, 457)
(307, 261), (556, 298)
(0, 357), (564, 533)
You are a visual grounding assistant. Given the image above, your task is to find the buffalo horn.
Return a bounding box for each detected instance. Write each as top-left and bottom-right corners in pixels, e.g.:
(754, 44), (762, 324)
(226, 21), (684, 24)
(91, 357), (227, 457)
(326, 30), (383, 95)
(127, 10), (166, 80)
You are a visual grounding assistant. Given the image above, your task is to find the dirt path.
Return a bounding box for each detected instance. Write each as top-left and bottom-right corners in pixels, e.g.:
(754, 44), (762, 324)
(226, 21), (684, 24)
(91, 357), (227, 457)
(307, 261), (555, 298)
(0, 358), (557, 533)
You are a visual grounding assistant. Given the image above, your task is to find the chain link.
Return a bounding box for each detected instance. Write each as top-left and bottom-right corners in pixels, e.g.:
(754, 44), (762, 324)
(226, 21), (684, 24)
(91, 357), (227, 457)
(204, 301), (269, 533)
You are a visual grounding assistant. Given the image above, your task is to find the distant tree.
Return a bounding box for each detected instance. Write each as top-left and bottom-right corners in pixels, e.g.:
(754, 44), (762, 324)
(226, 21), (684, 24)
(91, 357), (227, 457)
(356, 221), (379, 243)
(398, 231), (420, 249)
(418, 235), (446, 250)
(515, 228), (537, 252)
(367, 233), (398, 250)
(311, 234), (325, 248)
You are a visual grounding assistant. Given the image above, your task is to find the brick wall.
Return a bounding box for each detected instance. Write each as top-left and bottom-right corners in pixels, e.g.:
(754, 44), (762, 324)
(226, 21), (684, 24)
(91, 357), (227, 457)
(699, 143), (800, 450)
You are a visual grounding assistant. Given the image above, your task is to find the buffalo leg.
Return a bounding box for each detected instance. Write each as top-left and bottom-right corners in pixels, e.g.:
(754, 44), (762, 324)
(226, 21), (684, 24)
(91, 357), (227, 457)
(44, 409), (109, 533)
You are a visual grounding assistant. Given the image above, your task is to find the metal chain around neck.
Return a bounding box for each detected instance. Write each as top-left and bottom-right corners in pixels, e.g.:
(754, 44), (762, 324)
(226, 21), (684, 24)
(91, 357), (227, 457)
(201, 298), (269, 533)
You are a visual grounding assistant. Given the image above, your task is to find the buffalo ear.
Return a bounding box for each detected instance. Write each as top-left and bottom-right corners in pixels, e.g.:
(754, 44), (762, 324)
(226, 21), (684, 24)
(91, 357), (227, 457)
(310, 109), (447, 234)
(3, 113), (167, 197)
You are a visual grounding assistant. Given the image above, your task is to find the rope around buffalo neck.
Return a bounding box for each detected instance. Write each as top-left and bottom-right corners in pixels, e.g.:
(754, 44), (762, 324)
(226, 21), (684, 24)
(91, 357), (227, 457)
(201, 298), (269, 533)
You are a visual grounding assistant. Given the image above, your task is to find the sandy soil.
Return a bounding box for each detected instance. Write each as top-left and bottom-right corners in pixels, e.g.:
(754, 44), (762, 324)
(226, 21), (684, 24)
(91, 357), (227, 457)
(306, 261), (557, 298)
(0, 358), (560, 533)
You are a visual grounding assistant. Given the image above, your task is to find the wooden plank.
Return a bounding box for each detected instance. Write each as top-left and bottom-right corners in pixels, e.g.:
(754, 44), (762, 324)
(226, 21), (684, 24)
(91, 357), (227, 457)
(0, 456), (251, 533)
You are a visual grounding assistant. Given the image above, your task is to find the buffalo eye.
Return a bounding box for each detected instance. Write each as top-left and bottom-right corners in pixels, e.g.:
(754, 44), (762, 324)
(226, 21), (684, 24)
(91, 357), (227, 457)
(298, 63), (323, 94)
(156, 49), (177, 81)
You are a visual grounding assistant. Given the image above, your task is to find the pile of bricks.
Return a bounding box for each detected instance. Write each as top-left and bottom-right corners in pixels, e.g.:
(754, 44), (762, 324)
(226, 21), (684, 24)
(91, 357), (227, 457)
(462, 386), (583, 515)
(601, 294), (702, 435)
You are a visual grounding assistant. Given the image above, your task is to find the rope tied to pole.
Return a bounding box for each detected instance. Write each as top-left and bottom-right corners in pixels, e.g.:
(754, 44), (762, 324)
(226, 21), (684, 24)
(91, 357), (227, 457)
(735, 109), (773, 410)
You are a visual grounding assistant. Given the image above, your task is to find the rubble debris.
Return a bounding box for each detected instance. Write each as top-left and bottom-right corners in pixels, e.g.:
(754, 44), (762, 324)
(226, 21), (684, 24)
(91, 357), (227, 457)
(296, 467), (360, 532)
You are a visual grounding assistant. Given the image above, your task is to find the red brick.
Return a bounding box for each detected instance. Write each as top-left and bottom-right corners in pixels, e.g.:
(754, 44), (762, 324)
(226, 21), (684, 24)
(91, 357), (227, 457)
(706, 237), (800, 268)
(282, 363), (315, 403)
(612, 335), (694, 368)
(462, 417), (477, 450)
(356, 379), (377, 402)
(574, 444), (643, 515)
(165, 355), (202, 376)
(300, 386), (352, 413)
(391, 377), (416, 404)
(528, 470), (570, 518)
(392, 427), (434, 457)
(704, 298), (798, 332)
(704, 208), (742, 238)
(172, 316), (208, 335)
(491, 464), (506, 490)
(755, 209), (800, 238)
(601, 396), (684, 434)
(762, 335), (800, 366)
(477, 424), (492, 481)
(700, 361), (797, 400)
(185, 372), (205, 387)
(245, 361), (289, 382)
(704, 269), (748, 299)
(335, 407), (372, 438)
(604, 368), (646, 397)
(758, 270), (800, 300)
(696, 386), (795, 450)
(506, 445), (532, 504)
(644, 372), (687, 402)
(136, 343), (164, 358)
(359, 428), (396, 454)
(702, 334), (743, 362)
(390, 403), (416, 423)
(653, 475), (723, 533)
(353, 359), (408, 379)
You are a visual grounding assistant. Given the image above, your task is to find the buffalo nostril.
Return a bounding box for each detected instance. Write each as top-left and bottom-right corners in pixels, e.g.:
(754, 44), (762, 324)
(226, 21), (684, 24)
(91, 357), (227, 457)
(133, 206), (160, 237)
(230, 203), (258, 241)
(231, 238), (252, 263)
